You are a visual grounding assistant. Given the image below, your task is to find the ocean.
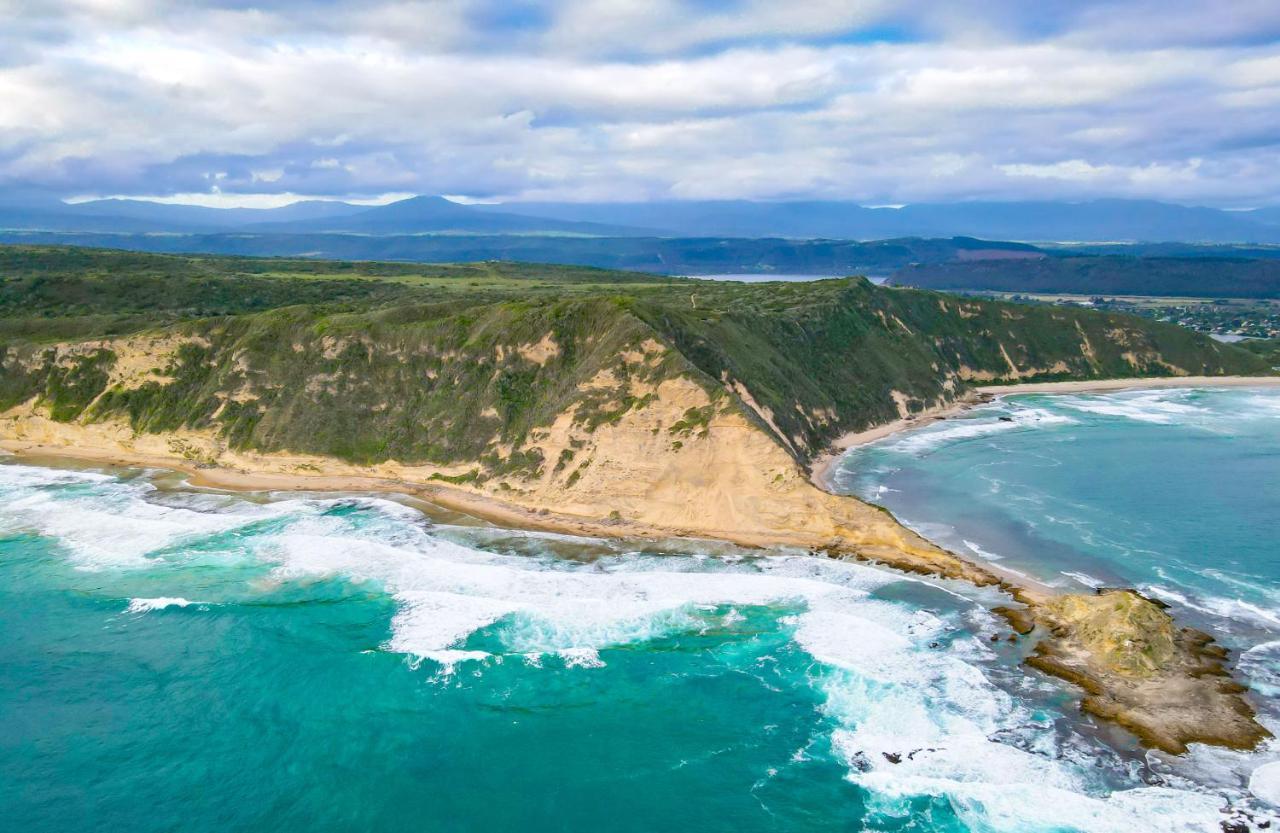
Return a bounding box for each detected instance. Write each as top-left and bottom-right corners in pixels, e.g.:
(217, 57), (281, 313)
(1, 387), (1277, 831)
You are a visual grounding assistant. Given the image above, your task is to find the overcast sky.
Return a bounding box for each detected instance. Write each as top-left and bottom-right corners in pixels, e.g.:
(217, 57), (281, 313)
(3, 0), (1280, 207)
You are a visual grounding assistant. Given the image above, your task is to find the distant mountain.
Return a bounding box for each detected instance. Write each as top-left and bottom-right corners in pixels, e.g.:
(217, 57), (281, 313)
(0, 194), (652, 236)
(68, 198), (367, 228)
(0, 196), (367, 233)
(481, 198), (1280, 243)
(246, 195), (653, 236)
(1246, 206), (1280, 226)
(2, 194), (1279, 243)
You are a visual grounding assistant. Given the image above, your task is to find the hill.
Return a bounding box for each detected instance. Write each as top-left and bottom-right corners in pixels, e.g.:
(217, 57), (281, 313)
(0, 245), (1263, 471)
(0, 231), (1043, 275)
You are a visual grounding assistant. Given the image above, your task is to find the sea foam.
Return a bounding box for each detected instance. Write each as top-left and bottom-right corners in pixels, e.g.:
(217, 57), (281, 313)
(880, 406), (1076, 455)
(0, 462), (1245, 832)
(126, 597), (195, 613)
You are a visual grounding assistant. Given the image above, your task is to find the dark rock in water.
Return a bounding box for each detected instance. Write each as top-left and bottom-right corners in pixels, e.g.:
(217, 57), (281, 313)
(882, 752), (902, 764)
(928, 641), (940, 648)
(993, 605), (1036, 635)
(1220, 820), (1249, 833)
(998, 416), (1014, 422)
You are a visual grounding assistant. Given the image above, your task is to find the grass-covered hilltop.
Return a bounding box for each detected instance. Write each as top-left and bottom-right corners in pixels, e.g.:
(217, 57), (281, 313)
(0, 244), (1266, 469)
(0, 244), (1273, 755)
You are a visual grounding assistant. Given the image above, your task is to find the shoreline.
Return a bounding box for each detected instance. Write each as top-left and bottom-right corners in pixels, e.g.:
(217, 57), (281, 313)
(810, 375), (1280, 488)
(0, 441), (866, 555)
(3, 374), (1277, 755)
(4, 438), (1270, 755)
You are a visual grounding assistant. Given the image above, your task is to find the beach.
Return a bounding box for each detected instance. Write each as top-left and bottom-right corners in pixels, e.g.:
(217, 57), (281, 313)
(809, 375), (1280, 488)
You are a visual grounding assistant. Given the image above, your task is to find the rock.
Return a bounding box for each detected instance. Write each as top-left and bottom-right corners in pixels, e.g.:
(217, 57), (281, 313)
(993, 605), (1035, 635)
(882, 752), (901, 764)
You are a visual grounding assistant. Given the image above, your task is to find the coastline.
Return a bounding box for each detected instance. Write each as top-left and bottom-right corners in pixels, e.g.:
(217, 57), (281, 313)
(810, 375), (1280, 488)
(0, 441), (758, 550)
(2, 373), (1277, 755)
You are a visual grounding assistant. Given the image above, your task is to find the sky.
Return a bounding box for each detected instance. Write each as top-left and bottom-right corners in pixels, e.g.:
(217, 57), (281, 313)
(3, 0), (1280, 207)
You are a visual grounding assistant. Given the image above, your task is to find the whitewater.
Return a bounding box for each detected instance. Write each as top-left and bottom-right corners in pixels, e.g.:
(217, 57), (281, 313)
(2, 388), (1278, 831)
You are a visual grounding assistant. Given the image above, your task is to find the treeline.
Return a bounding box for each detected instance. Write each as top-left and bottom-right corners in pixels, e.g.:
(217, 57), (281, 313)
(0, 233), (1040, 276)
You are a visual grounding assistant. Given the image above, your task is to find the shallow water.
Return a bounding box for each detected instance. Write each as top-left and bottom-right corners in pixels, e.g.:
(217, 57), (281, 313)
(0, 412), (1276, 830)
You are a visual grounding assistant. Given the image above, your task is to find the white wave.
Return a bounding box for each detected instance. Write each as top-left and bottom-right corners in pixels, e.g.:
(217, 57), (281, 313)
(407, 649), (491, 677)
(0, 472), (302, 569)
(880, 407), (1076, 455)
(963, 539), (1004, 561)
(1061, 570), (1106, 589)
(1239, 641), (1280, 699)
(1055, 390), (1205, 425)
(1252, 761), (1280, 808)
(1243, 393), (1280, 417)
(3, 462), (1241, 830)
(0, 463), (114, 487)
(559, 648), (606, 669)
(1143, 585), (1280, 631)
(264, 524), (895, 665)
(800, 596), (1225, 832)
(256, 516), (1230, 831)
(126, 597), (195, 613)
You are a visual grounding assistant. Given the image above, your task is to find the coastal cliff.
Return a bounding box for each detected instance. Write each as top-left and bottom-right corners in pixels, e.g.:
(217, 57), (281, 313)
(0, 244), (1273, 753)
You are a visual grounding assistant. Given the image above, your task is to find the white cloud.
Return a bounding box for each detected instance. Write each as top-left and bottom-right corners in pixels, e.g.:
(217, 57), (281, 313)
(2, 1), (1279, 205)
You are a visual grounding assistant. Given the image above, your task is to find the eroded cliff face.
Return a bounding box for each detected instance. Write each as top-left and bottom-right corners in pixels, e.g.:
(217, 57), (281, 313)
(0, 331), (947, 561)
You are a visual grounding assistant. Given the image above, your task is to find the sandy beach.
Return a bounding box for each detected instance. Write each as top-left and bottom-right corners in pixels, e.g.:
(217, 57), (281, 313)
(810, 374), (1280, 488)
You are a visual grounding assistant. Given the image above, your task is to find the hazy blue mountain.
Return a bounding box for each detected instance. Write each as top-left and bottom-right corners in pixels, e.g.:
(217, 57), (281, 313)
(67, 198), (367, 228)
(1246, 206), (1280, 226)
(482, 198), (1280, 243)
(0, 195), (366, 233)
(247, 195), (654, 236)
(3, 193), (1279, 242)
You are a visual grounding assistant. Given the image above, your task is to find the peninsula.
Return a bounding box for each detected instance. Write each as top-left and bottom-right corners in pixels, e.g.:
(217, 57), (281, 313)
(0, 244), (1273, 754)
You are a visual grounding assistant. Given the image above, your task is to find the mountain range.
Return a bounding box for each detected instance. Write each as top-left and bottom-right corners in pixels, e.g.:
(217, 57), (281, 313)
(3, 194), (1280, 243)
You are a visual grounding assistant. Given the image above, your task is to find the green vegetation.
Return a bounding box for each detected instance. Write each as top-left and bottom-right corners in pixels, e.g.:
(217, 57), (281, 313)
(0, 232), (1043, 277)
(1240, 338), (1280, 368)
(0, 245), (1269, 475)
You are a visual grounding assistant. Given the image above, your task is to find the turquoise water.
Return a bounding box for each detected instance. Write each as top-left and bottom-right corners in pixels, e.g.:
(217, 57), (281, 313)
(836, 387), (1280, 819)
(1, 392), (1276, 832)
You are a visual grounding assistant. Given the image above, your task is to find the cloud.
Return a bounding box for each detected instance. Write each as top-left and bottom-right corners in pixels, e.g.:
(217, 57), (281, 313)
(2, 0), (1279, 205)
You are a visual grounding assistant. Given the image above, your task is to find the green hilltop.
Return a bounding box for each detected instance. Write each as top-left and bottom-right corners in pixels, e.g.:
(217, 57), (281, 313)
(0, 245), (1268, 476)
